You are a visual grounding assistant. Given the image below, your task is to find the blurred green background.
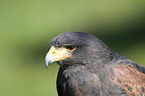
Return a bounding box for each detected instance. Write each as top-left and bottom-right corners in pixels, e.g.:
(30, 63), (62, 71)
(0, 0), (145, 96)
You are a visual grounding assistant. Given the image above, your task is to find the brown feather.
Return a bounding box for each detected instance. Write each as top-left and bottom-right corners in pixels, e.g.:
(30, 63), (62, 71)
(111, 65), (145, 96)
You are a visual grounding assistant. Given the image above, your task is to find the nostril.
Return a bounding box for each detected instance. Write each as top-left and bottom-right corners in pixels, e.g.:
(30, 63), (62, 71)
(52, 51), (55, 54)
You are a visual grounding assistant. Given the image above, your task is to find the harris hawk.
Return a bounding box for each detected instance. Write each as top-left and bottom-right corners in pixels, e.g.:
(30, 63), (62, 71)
(45, 32), (145, 96)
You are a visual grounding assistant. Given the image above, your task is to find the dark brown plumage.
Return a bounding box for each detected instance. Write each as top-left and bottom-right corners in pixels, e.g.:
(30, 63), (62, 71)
(45, 32), (145, 96)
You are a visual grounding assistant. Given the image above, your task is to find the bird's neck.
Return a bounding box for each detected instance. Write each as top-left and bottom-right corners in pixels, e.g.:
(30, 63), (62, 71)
(82, 48), (125, 73)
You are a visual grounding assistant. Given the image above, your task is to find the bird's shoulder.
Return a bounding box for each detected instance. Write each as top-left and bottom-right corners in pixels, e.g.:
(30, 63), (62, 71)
(115, 59), (145, 73)
(107, 59), (145, 96)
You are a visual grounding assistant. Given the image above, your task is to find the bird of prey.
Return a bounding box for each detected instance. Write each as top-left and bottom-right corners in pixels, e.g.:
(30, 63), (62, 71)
(45, 32), (145, 96)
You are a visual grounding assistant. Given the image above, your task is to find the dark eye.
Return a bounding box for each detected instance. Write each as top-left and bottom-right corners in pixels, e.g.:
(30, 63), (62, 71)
(64, 45), (76, 51)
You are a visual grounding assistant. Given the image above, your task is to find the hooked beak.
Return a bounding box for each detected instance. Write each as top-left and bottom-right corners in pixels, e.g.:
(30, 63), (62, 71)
(45, 46), (71, 68)
(45, 51), (56, 68)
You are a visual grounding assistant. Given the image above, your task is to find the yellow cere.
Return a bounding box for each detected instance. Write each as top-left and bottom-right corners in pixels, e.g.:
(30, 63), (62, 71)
(49, 46), (71, 61)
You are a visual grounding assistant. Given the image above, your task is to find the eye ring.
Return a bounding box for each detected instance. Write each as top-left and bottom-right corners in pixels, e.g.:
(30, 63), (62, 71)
(63, 45), (76, 51)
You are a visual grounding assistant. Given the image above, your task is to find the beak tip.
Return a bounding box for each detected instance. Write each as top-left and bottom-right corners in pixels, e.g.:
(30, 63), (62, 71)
(46, 65), (48, 69)
(45, 61), (49, 69)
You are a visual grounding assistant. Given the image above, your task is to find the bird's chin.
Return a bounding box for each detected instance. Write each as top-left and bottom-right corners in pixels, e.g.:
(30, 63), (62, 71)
(56, 61), (61, 64)
(56, 61), (63, 66)
(56, 60), (71, 69)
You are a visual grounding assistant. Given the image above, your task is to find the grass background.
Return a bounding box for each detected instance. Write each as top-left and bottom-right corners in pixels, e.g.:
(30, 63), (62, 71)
(0, 0), (145, 96)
